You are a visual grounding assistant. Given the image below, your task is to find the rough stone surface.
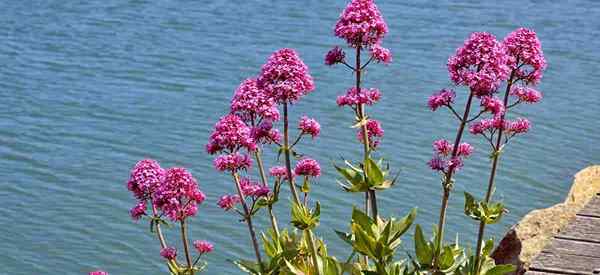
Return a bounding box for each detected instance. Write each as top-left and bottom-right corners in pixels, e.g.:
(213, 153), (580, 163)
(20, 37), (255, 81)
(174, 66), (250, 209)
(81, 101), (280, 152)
(491, 165), (600, 275)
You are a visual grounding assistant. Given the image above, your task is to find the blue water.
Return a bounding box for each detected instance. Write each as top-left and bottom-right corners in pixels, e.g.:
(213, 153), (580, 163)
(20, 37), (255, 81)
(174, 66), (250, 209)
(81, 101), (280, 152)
(1, 1), (599, 274)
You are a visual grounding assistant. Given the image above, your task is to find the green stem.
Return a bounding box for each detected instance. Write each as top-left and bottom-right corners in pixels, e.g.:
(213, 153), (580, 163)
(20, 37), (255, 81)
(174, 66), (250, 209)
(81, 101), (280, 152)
(254, 150), (281, 239)
(180, 219), (194, 275)
(473, 73), (515, 274)
(233, 173), (264, 272)
(432, 91), (475, 271)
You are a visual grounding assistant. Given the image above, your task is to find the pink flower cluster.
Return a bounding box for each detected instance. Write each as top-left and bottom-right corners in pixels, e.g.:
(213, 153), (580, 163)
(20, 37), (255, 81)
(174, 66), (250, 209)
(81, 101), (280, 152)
(89, 271), (108, 275)
(214, 153), (252, 172)
(217, 194), (241, 210)
(334, 0), (388, 47)
(325, 46), (346, 66)
(194, 240), (214, 254)
(206, 114), (256, 154)
(469, 117), (530, 136)
(510, 86), (542, 104)
(127, 159), (165, 200)
(231, 78), (280, 123)
(480, 96), (505, 115)
(298, 116), (321, 138)
(257, 48), (315, 104)
(336, 87), (381, 107)
(269, 166), (294, 180)
(357, 119), (384, 149)
(129, 201), (146, 220)
(371, 44), (392, 64)
(294, 158), (321, 178)
(448, 32), (511, 96)
(503, 28), (546, 84)
(428, 139), (473, 173)
(239, 177), (270, 197)
(505, 118), (531, 134)
(154, 167), (206, 221)
(251, 121), (281, 145)
(160, 247), (177, 260)
(428, 89), (455, 111)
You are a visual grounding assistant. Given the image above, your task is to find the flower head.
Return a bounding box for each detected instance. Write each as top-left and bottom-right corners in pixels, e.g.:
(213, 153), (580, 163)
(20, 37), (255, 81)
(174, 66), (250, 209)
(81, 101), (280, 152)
(194, 240), (214, 254)
(130, 201), (147, 221)
(428, 157), (446, 171)
(325, 46), (346, 66)
(506, 118), (531, 134)
(214, 153), (252, 172)
(503, 28), (546, 84)
(480, 96), (505, 115)
(433, 139), (452, 156)
(448, 32), (511, 96)
(371, 44), (392, 64)
(89, 271), (108, 275)
(269, 166), (294, 180)
(510, 85), (542, 104)
(337, 87), (381, 107)
(294, 158), (321, 178)
(160, 247), (177, 260)
(457, 142), (474, 157)
(154, 168), (205, 221)
(334, 0), (388, 47)
(217, 194), (241, 210)
(357, 119), (384, 149)
(257, 48), (315, 104)
(428, 89), (455, 111)
(298, 116), (321, 138)
(207, 114), (256, 154)
(127, 159), (165, 200)
(251, 121), (281, 145)
(239, 177), (270, 197)
(231, 78), (280, 122)
(429, 140), (472, 173)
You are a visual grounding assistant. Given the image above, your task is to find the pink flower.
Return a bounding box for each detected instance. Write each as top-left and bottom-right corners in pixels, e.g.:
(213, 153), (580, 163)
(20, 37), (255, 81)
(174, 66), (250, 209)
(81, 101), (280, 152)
(510, 85), (542, 104)
(89, 271), (108, 275)
(334, 0), (388, 48)
(154, 168), (205, 221)
(257, 48), (315, 104)
(193, 240), (214, 254)
(480, 96), (505, 115)
(130, 201), (146, 221)
(448, 32), (511, 96)
(447, 157), (464, 171)
(325, 46), (346, 66)
(239, 177), (270, 197)
(160, 247), (177, 260)
(251, 121), (281, 145)
(433, 139), (452, 156)
(217, 194), (240, 210)
(294, 158), (321, 178)
(337, 87), (381, 107)
(298, 116), (321, 138)
(231, 78), (280, 122)
(506, 118), (531, 134)
(428, 89), (455, 111)
(457, 142), (474, 157)
(207, 114), (256, 155)
(127, 159), (165, 200)
(428, 157), (446, 171)
(371, 44), (392, 64)
(470, 119), (493, 135)
(214, 153), (252, 172)
(503, 28), (546, 84)
(357, 119), (384, 148)
(269, 166), (294, 180)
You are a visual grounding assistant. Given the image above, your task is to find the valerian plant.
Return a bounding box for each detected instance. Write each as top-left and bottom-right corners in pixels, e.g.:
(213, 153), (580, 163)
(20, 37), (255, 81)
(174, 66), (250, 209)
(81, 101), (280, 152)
(89, 1), (547, 275)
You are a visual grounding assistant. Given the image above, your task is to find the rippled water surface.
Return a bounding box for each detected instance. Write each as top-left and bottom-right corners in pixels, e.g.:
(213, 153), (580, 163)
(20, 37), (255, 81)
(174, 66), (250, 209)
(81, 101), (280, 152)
(1, 1), (599, 274)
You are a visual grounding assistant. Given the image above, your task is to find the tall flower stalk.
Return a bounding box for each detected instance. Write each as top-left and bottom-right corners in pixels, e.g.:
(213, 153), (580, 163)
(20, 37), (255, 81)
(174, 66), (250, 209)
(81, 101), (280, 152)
(427, 32), (510, 271)
(470, 28), (546, 274)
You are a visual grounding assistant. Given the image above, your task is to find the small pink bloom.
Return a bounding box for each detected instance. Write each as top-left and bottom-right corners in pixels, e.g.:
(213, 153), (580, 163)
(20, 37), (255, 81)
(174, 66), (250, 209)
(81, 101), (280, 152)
(469, 119), (493, 135)
(154, 167), (205, 221)
(337, 87), (381, 107)
(269, 166), (294, 180)
(217, 195), (241, 210)
(334, 0), (388, 48)
(503, 28), (546, 84)
(447, 157), (464, 171)
(294, 158), (321, 178)
(325, 46), (346, 66)
(89, 271), (108, 275)
(298, 116), (321, 138)
(357, 119), (384, 148)
(207, 114), (257, 155)
(457, 142), (474, 157)
(371, 44), (392, 64)
(160, 247), (177, 260)
(480, 96), (505, 115)
(506, 118), (531, 134)
(129, 201), (146, 221)
(510, 86), (542, 104)
(428, 157), (446, 171)
(231, 78), (280, 122)
(213, 153), (252, 172)
(257, 48), (314, 104)
(251, 121), (281, 145)
(433, 139), (452, 156)
(239, 177), (270, 197)
(193, 240), (214, 254)
(428, 89), (455, 111)
(127, 159), (165, 200)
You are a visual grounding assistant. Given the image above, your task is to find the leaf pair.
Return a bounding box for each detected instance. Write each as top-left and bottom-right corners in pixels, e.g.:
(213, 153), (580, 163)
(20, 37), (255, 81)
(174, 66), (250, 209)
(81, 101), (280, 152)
(464, 192), (505, 224)
(335, 157), (397, 193)
(291, 202), (321, 230)
(412, 225), (464, 274)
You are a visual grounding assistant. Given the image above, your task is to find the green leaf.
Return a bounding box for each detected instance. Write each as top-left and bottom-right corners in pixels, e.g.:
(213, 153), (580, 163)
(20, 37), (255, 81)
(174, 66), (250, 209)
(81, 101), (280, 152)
(231, 259), (261, 274)
(365, 157), (385, 187)
(414, 225), (433, 266)
(351, 207), (374, 231)
(485, 264), (516, 275)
